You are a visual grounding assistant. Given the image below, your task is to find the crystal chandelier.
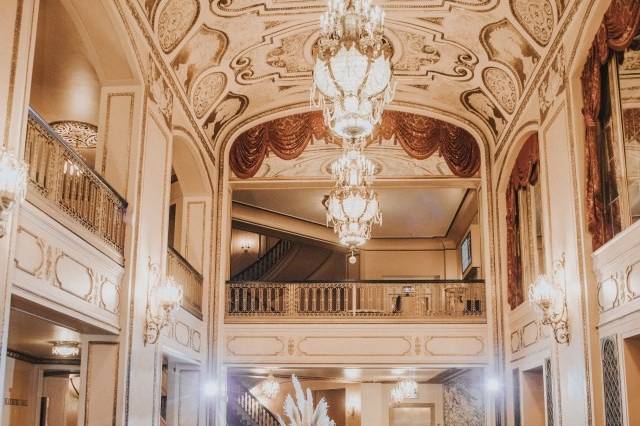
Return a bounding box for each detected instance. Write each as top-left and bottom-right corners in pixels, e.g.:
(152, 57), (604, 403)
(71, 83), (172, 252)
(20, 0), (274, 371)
(325, 143), (381, 257)
(390, 379), (418, 404)
(312, 0), (393, 139)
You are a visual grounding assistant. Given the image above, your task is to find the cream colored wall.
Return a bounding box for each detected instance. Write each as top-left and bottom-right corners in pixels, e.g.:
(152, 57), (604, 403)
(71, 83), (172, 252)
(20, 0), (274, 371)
(359, 249), (459, 280)
(361, 383), (444, 426)
(30, 0), (101, 124)
(2, 358), (38, 426)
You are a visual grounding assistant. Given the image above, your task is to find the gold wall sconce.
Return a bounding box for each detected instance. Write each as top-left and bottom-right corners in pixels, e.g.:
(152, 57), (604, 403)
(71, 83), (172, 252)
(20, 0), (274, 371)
(0, 148), (27, 238)
(528, 253), (570, 345)
(144, 260), (183, 345)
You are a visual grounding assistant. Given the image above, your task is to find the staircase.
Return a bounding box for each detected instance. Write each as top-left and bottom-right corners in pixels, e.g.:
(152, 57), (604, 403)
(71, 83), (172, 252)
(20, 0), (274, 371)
(227, 380), (280, 426)
(231, 239), (295, 281)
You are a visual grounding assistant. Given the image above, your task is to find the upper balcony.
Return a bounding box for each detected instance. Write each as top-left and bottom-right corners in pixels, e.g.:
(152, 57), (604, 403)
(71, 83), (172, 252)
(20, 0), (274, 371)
(225, 279), (485, 323)
(24, 108), (127, 258)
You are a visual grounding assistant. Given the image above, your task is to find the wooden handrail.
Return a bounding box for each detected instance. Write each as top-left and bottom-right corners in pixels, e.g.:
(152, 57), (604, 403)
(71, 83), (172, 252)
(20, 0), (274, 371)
(231, 239), (295, 281)
(228, 379), (280, 426)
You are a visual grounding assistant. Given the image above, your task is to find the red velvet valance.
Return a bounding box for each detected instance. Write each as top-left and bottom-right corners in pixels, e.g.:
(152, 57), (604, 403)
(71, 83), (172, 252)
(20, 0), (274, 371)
(506, 133), (540, 310)
(581, 0), (640, 250)
(230, 111), (481, 178)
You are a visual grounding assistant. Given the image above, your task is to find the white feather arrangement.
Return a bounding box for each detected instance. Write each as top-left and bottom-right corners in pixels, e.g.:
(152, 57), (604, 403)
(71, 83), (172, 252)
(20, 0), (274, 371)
(277, 375), (336, 426)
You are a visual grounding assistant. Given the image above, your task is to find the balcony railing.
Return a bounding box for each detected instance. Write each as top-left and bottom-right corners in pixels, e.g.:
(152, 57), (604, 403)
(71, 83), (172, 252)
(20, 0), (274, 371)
(24, 109), (127, 253)
(225, 280), (486, 322)
(167, 246), (203, 318)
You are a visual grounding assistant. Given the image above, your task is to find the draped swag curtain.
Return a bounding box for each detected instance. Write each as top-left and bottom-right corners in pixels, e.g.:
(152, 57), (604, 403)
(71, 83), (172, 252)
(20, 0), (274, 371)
(580, 0), (640, 250)
(229, 111), (481, 179)
(506, 133), (540, 310)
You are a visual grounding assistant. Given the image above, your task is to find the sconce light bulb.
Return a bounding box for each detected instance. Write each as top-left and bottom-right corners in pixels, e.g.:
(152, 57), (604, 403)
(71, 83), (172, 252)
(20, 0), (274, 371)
(204, 381), (219, 398)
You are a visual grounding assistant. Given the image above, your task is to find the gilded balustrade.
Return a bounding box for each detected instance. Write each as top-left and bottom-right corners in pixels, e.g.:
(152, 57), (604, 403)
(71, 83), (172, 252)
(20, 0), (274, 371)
(225, 280), (486, 322)
(167, 246), (203, 318)
(24, 109), (127, 253)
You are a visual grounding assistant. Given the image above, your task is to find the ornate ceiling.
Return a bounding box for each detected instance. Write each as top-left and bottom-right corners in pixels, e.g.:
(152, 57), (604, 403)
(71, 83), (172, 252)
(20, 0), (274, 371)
(140, 0), (567, 154)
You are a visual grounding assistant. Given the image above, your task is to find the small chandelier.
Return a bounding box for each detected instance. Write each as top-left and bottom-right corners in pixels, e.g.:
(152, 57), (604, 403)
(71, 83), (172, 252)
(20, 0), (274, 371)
(326, 185), (381, 240)
(390, 379), (418, 404)
(261, 374), (280, 399)
(51, 341), (80, 357)
(312, 0), (393, 139)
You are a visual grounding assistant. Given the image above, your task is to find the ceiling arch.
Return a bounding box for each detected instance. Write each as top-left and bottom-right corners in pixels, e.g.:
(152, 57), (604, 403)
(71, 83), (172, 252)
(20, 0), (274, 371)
(140, 0), (566, 155)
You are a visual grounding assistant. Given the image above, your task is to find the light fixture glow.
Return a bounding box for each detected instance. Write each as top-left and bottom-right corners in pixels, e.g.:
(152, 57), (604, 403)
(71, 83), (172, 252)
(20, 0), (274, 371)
(204, 380), (219, 398)
(485, 377), (501, 393)
(344, 368), (361, 380)
(261, 374), (280, 399)
(51, 341), (80, 357)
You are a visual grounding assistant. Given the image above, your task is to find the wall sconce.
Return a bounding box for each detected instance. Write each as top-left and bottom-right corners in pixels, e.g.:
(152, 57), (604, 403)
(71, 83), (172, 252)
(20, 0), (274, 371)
(240, 240), (251, 253)
(528, 253), (570, 345)
(0, 147), (27, 238)
(144, 260), (183, 345)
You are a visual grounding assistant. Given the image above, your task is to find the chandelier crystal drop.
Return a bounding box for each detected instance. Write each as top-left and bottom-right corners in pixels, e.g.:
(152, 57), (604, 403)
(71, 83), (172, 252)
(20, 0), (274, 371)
(312, 0), (394, 139)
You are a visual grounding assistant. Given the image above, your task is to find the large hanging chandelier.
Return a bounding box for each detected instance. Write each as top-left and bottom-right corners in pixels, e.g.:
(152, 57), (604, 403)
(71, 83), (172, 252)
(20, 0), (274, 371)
(324, 143), (381, 258)
(312, 0), (393, 139)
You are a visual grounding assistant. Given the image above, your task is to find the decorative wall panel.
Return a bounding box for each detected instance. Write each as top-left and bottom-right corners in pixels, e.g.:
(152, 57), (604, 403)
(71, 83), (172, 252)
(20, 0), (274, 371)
(510, 0), (554, 46)
(13, 204), (123, 331)
(157, 0), (199, 53)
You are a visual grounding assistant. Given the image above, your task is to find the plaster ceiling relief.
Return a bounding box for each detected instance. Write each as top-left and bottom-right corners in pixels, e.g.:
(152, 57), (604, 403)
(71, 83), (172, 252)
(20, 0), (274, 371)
(209, 0), (498, 18)
(461, 87), (506, 137)
(235, 137), (456, 180)
(509, 0), (555, 46)
(480, 18), (540, 90)
(156, 0), (200, 53)
(482, 67), (518, 114)
(171, 24), (229, 94)
(192, 71), (228, 118)
(202, 91), (249, 140)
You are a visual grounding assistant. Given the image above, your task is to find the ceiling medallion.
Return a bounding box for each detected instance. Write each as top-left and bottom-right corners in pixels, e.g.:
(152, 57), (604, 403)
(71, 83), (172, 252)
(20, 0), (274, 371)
(311, 0), (394, 139)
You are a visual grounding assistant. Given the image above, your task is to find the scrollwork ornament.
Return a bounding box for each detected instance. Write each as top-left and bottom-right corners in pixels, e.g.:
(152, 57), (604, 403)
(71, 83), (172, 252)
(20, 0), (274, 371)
(157, 0), (199, 53)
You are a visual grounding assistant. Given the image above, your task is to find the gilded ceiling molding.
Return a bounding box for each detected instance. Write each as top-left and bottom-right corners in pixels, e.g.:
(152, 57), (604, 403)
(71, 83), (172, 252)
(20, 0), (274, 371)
(209, 0), (498, 18)
(509, 0), (555, 47)
(157, 0), (200, 53)
(494, 0), (582, 159)
(122, 0), (216, 165)
(229, 110), (481, 178)
(202, 92), (249, 142)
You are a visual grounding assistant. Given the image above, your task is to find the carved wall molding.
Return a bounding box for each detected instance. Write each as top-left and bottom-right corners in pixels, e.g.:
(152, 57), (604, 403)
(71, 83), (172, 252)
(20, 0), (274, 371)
(538, 45), (566, 122)
(13, 209), (123, 325)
